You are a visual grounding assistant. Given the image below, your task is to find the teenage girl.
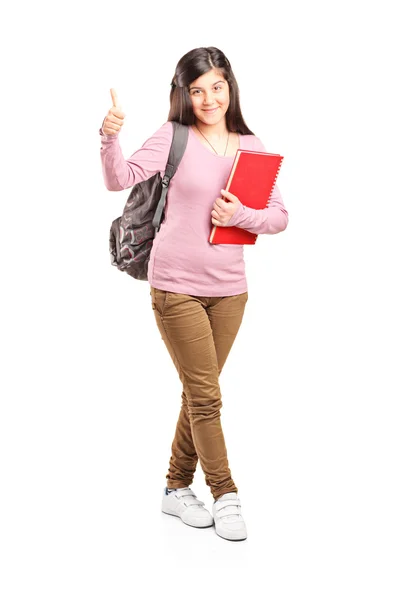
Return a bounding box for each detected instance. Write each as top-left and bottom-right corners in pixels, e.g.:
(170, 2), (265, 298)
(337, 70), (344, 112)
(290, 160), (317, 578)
(99, 46), (288, 542)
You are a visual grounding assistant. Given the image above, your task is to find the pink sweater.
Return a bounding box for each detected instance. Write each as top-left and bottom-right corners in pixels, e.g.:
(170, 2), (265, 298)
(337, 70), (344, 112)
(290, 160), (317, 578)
(99, 121), (288, 296)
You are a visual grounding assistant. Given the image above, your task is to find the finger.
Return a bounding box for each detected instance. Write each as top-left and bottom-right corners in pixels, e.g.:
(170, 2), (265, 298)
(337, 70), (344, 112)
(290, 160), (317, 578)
(220, 189), (235, 200)
(110, 88), (120, 107)
(110, 106), (125, 119)
(108, 113), (124, 125)
(215, 198), (225, 209)
(104, 124), (120, 133)
(215, 199), (228, 212)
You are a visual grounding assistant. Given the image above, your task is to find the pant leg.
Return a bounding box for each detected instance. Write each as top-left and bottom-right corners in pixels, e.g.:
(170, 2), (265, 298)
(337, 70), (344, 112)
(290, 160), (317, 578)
(165, 291), (249, 489)
(150, 285), (247, 500)
(165, 389), (198, 488)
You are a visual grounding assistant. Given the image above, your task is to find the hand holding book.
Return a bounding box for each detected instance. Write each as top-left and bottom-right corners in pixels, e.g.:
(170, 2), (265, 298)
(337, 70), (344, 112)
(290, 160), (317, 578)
(210, 188), (242, 227)
(209, 149), (286, 244)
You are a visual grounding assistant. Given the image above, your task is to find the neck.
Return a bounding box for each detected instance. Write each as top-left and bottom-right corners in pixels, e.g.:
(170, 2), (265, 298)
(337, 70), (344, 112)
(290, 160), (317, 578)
(194, 118), (229, 140)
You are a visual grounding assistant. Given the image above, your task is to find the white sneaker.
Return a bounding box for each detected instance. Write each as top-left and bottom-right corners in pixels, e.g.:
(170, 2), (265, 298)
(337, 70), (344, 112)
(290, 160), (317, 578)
(161, 487), (214, 528)
(212, 492), (247, 541)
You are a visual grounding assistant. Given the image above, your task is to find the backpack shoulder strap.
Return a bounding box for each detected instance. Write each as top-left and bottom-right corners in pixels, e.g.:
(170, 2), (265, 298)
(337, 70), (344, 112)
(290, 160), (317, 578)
(153, 122), (189, 232)
(163, 121), (189, 184)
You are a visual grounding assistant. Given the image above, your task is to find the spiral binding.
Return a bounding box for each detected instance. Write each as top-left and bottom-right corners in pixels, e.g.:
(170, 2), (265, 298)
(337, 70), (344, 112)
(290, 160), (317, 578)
(267, 156), (284, 205)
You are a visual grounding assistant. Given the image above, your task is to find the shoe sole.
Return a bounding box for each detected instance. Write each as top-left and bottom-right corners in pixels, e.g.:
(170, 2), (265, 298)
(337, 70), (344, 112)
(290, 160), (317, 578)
(161, 509), (214, 528)
(215, 531), (247, 541)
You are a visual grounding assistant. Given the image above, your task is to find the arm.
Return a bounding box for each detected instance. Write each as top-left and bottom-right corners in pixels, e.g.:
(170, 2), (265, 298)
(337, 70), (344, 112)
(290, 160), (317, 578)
(226, 137), (289, 235)
(99, 120), (173, 191)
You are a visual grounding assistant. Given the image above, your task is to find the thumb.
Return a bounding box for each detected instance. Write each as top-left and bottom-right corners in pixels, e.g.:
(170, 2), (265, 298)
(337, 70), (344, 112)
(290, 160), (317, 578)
(110, 88), (120, 107)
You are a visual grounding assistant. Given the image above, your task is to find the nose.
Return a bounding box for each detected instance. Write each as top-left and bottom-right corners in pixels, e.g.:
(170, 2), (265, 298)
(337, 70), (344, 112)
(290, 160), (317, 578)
(203, 91), (215, 105)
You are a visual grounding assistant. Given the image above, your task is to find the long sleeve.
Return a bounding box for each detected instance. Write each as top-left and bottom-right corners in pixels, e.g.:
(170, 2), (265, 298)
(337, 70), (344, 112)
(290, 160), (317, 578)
(226, 136), (289, 235)
(99, 120), (173, 191)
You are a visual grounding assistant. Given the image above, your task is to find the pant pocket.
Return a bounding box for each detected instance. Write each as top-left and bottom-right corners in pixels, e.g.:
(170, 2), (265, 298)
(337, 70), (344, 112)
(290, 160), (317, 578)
(150, 286), (170, 316)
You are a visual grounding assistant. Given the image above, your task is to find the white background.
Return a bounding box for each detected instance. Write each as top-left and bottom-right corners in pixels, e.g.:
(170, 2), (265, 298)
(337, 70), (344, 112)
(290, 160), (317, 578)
(1, 0), (399, 598)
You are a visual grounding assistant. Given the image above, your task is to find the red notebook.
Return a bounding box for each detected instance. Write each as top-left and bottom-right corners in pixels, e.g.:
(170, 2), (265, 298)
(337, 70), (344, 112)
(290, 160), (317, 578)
(209, 149), (284, 245)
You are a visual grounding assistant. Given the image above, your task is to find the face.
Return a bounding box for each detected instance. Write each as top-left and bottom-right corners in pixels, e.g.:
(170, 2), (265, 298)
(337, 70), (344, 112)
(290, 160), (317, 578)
(188, 68), (230, 126)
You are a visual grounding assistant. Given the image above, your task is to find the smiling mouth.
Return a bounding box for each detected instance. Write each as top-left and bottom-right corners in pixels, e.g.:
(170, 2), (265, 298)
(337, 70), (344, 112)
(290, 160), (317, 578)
(203, 108), (218, 112)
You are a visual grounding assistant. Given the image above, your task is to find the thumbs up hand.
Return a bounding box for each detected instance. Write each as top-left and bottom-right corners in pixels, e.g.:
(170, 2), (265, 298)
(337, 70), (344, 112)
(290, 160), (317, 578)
(101, 88), (125, 135)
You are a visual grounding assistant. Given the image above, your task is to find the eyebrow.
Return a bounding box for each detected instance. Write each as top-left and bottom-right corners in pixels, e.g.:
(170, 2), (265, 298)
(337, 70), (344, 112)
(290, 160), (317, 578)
(189, 80), (225, 91)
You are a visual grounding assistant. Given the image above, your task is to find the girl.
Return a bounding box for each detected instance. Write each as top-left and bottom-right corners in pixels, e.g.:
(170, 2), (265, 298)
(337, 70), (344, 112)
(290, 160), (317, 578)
(99, 46), (288, 541)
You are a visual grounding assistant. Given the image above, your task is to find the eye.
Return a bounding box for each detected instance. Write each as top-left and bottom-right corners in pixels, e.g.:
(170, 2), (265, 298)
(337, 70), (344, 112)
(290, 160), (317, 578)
(191, 85), (223, 95)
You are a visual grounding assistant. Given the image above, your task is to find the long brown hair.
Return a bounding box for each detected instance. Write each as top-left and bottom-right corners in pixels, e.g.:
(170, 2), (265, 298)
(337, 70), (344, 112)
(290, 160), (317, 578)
(167, 47), (255, 135)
